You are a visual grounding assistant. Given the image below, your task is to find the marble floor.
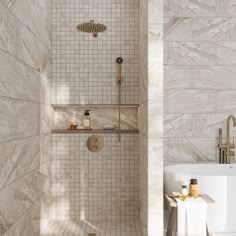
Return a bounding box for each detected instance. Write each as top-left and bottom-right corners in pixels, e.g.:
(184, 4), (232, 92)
(41, 219), (143, 236)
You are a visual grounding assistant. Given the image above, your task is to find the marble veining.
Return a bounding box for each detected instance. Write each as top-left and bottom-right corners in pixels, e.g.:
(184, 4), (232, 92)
(0, 4), (47, 69)
(0, 49), (50, 104)
(0, 0), (51, 48)
(216, 0), (236, 17)
(0, 134), (51, 190)
(0, 1), (52, 235)
(164, 17), (192, 41)
(192, 18), (236, 41)
(216, 42), (236, 65)
(165, 42), (216, 65)
(0, 161), (51, 235)
(4, 191), (51, 236)
(0, 97), (53, 143)
(164, 0), (236, 166)
(164, 0), (216, 17)
(166, 138), (217, 162)
(167, 90), (216, 113)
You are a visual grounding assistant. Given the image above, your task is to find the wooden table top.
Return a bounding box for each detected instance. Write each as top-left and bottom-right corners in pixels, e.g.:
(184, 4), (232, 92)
(165, 194), (215, 208)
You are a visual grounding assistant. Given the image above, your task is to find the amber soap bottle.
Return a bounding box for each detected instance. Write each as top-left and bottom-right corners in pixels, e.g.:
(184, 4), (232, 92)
(189, 179), (199, 198)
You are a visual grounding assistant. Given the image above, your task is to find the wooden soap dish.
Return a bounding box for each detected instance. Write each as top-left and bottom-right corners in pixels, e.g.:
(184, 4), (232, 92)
(68, 125), (78, 130)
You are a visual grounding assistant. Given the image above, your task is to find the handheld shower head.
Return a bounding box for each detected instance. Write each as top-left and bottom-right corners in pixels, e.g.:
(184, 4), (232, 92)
(116, 57), (123, 64)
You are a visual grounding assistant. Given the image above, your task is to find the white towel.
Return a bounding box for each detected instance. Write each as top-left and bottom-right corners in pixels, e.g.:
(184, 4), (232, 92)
(176, 198), (207, 236)
(176, 198), (188, 236)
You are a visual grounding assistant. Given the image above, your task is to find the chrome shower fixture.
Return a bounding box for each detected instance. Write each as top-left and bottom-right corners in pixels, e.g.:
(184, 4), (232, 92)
(76, 20), (107, 38)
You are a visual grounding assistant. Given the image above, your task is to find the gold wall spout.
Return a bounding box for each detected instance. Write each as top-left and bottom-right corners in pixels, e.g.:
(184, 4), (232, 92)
(218, 115), (236, 164)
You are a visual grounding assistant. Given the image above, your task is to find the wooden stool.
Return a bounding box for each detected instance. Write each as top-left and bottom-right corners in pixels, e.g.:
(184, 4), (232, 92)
(165, 194), (215, 236)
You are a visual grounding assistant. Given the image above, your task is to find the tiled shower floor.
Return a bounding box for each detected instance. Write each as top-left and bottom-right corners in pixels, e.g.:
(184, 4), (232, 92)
(41, 219), (143, 236)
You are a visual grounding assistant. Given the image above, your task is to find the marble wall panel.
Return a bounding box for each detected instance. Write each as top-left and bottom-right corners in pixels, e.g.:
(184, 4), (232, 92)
(148, 101), (163, 138)
(216, 91), (236, 113)
(164, 0), (216, 17)
(191, 114), (236, 138)
(139, 103), (148, 137)
(164, 114), (192, 138)
(0, 0), (51, 48)
(0, 49), (50, 104)
(0, 4), (47, 70)
(148, 138), (163, 235)
(149, 0), (163, 23)
(192, 66), (236, 90)
(216, 42), (236, 65)
(139, 134), (148, 236)
(166, 138), (217, 162)
(148, 0), (164, 235)
(167, 90), (216, 113)
(165, 42), (216, 65)
(0, 97), (40, 142)
(164, 66), (192, 89)
(40, 105), (54, 133)
(164, 0), (236, 168)
(164, 17), (192, 41)
(192, 18), (236, 41)
(149, 24), (163, 63)
(0, 162), (51, 235)
(0, 97), (53, 143)
(0, 1), (52, 235)
(4, 190), (51, 236)
(0, 135), (41, 190)
(216, 0), (236, 17)
(139, 0), (148, 235)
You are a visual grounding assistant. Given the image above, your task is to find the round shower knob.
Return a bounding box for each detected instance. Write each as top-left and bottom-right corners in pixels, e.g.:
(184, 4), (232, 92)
(116, 57), (123, 64)
(87, 135), (104, 152)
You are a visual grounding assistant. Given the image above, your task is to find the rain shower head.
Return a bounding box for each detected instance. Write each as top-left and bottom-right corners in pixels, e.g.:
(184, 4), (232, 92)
(76, 20), (107, 38)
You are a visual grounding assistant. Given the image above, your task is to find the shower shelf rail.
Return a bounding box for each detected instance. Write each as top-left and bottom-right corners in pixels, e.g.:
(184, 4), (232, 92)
(52, 129), (139, 134)
(52, 104), (139, 108)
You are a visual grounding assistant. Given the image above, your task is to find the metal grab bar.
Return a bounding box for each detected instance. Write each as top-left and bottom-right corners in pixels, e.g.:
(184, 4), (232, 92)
(116, 57), (123, 142)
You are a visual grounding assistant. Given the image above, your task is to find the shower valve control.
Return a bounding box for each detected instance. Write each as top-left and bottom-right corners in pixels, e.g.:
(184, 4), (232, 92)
(87, 135), (104, 152)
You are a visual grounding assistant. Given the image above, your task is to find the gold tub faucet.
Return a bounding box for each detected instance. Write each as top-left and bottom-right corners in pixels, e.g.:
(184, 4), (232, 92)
(218, 115), (236, 164)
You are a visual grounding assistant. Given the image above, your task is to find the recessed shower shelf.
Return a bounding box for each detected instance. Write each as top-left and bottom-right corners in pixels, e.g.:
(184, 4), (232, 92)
(52, 129), (139, 134)
(52, 104), (139, 108)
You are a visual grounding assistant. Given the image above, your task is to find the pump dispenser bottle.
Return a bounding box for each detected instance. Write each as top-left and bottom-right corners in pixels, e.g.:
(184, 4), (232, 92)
(83, 110), (90, 129)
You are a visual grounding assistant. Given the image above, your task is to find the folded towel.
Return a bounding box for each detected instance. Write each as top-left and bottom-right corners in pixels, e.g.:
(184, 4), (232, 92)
(176, 198), (207, 236)
(176, 198), (188, 236)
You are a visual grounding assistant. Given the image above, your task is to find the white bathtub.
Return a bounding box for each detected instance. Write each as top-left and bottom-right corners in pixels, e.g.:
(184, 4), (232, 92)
(164, 164), (236, 235)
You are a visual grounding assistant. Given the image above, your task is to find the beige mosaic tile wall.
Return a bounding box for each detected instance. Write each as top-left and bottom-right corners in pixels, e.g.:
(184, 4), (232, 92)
(164, 0), (236, 164)
(51, 0), (139, 105)
(52, 134), (139, 222)
(0, 0), (53, 235)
